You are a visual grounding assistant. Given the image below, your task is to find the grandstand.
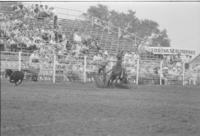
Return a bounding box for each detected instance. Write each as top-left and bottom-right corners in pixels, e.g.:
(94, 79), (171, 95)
(0, 3), (137, 55)
(55, 17), (137, 55)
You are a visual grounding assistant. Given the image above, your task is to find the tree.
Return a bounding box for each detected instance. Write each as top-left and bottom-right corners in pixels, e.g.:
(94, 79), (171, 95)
(136, 19), (160, 38)
(86, 4), (110, 21)
(151, 29), (170, 47)
(109, 10), (138, 31)
(84, 4), (171, 47)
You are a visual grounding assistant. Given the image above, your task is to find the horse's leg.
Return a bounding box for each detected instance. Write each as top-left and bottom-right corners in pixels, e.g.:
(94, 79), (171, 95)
(110, 75), (116, 88)
(15, 81), (18, 86)
(108, 78), (113, 88)
(115, 76), (121, 87)
(107, 77), (110, 87)
(112, 79), (116, 88)
(15, 78), (23, 86)
(10, 78), (14, 83)
(17, 79), (23, 85)
(107, 75), (112, 87)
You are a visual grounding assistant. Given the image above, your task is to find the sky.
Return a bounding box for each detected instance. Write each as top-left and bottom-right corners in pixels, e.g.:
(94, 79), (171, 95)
(24, 1), (200, 57)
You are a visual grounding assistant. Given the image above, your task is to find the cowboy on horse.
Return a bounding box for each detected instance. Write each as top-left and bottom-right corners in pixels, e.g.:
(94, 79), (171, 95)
(94, 50), (130, 88)
(107, 50), (128, 87)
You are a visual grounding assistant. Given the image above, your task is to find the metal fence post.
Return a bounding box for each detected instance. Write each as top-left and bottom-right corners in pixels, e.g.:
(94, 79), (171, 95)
(83, 55), (87, 83)
(182, 61), (185, 86)
(160, 60), (163, 85)
(53, 54), (56, 83)
(18, 51), (22, 71)
(136, 57), (140, 85)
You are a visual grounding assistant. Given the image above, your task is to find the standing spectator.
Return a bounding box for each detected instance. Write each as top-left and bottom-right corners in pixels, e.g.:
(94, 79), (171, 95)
(44, 5), (48, 12)
(65, 40), (72, 51)
(39, 5), (44, 12)
(53, 15), (58, 29)
(34, 4), (39, 14)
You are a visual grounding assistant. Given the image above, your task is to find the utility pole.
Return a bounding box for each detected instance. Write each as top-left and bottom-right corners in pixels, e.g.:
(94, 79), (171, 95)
(54, 15), (58, 43)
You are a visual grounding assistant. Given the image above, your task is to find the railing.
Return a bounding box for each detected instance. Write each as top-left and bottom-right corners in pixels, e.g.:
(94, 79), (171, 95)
(1, 51), (199, 86)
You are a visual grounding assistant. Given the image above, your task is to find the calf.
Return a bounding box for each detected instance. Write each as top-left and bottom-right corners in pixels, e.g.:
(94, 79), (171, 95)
(10, 71), (24, 86)
(5, 69), (13, 78)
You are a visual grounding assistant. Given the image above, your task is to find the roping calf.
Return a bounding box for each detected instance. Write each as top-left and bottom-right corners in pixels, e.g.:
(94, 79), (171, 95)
(5, 69), (24, 86)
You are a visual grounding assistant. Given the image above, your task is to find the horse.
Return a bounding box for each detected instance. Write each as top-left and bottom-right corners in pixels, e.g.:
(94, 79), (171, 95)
(5, 69), (24, 86)
(107, 65), (129, 88)
(107, 51), (129, 87)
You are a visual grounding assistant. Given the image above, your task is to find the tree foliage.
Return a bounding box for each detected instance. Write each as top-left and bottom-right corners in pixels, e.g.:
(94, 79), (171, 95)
(85, 4), (170, 47)
(86, 4), (110, 21)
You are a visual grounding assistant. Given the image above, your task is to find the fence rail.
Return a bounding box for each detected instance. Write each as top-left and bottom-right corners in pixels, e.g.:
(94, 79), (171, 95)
(1, 51), (199, 86)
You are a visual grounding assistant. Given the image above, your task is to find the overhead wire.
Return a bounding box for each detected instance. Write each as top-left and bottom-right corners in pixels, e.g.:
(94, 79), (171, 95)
(38, 2), (145, 44)
(53, 6), (82, 12)
(29, 1), (145, 43)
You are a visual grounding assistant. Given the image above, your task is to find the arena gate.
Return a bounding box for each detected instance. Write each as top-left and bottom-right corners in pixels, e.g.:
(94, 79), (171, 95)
(1, 51), (20, 73)
(0, 51), (31, 78)
(1, 51), (53, 80)
(138, 58), (161, 85)
(53, 54), (86, 83)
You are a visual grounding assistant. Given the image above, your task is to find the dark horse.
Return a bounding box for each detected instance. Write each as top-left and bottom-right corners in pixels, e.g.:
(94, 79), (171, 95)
(107, 51), (129, 87)
(5, 69), (24, 86)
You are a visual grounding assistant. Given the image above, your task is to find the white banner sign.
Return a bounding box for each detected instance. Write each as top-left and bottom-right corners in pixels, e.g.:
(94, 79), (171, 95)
(148, 47), (195, 55)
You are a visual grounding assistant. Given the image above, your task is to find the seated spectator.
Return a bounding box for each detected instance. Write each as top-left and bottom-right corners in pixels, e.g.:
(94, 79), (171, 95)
(57, 33), (63, 42)
(18, 42), (27, 50)
(42, 32), (50, 42)
(65, 40), (72, 51)
(18, 4), (24, 10)
(80, 44), (89, 54)
(34, 4), (40, 14)
(11, 4), (20, 12)
(89, 38), (101, 51)
(73, 29), (82, 43)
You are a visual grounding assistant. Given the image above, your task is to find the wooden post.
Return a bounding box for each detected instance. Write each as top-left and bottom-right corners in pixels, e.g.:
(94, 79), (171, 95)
(160, 60), (163, 85)
(135, 36), (136, 46)
(182, 61), (185, 86)
(136, 57), (140, 85)
(118, 27), (121, 39)
(53, 54), (56, 83)
(83, 55), (87, 83)
(18, 51), (22, 71)
(91, 16), (94, 26)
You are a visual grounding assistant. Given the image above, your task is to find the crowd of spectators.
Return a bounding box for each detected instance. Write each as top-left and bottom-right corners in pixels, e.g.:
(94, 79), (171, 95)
(0, 3), (104, 65)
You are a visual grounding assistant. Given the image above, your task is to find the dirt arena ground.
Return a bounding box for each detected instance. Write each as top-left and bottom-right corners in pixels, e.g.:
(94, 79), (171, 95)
(1, 80), (200, 136)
